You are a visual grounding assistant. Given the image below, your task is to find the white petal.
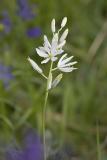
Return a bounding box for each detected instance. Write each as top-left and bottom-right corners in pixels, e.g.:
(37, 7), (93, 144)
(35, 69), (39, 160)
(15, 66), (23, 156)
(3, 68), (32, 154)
(61, 56), (74, 65)
(58, 54), (67, 67)
(51, 56), (58, 62)
(39, 46), (46, 52)
(28, 57), (43, 74)
(36, 48), (48, 58)
(60, 61), (77, 67)
(39, 46), (50, 54)
(53, 33), (58, 41)
(51, 33), (59, 56)
(58, 40), (66, 48)
(52, 74), (63, 88)
(51, 33), (58, 47)
(57, 49), (64, 54)
(41, 58), (50, 64)
(60, 29), (69, 42)
(44, 35), (51, 48)
(61, 17), (67, 28)
(59, 67), (76, 72)
(51, 19), (55, 33)
(44, 46), (50, 53)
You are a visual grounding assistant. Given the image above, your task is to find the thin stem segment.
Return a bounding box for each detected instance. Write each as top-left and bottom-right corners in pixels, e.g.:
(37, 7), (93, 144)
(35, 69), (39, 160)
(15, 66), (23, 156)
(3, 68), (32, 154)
(96, 121), (102, 160)
(43, 90), (48, 160)
(52, 67), (57, 71)
(42, 61), (53, 160)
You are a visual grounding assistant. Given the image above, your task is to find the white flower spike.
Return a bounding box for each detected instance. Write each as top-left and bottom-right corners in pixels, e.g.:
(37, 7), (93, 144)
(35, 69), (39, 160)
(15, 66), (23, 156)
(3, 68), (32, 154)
(28, 17), (77, 85)
(34, 17), (70, 65)
(57, 54), (77, 72)
(28, 57), (43, 74)
(28, 18), (78, 160)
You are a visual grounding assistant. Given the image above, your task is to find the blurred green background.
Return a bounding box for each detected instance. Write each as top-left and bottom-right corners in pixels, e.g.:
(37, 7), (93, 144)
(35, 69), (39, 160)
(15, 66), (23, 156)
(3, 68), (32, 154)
(0, 0), (107, 159)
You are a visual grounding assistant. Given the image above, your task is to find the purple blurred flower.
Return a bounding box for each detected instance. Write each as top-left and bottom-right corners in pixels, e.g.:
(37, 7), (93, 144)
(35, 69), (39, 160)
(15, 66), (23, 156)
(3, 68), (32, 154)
(17, 0), (42, 38)
(0, 63), (14, 87)
(17, 0), (35, 21)
(0, 11), (12, 34)
(6, 129), (43, 160)
(26, 27), (41, 38)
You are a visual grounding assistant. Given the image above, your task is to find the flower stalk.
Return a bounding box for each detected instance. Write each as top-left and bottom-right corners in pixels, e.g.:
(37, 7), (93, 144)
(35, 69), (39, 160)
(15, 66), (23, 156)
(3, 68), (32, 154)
(28, 17), (78, 160)
(42, 61), (53, 160)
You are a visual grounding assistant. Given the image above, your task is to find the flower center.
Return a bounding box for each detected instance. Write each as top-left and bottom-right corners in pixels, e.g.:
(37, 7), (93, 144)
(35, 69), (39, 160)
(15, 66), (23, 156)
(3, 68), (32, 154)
(49, 53), (53, 59)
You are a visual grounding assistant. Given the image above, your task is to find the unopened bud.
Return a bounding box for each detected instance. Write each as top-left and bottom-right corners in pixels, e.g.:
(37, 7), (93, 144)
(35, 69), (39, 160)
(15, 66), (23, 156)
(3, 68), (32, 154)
(60, 29), (68, 42)
(61, 17), (67, 28)
(51, 19), (55, 33)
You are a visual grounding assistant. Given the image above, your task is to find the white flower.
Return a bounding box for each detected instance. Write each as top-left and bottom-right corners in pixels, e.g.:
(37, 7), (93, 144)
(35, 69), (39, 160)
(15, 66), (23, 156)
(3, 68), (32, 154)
(28, 57), (43, 74)
(61, 17), (67, 28)
(57, 54), (77, 72)
(36, 33), (64, 64)
(35, 17), (69, 64)
(28, 17), (78, 87)
(51, 19), (55, 33)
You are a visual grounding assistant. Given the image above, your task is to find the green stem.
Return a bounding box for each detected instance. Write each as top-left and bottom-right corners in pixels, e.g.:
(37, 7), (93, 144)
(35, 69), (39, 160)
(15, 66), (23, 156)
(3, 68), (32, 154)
(96, 121), (101, 160)
(41, 73), (48, 79)
(52, 67), (57, 71)
(42, 61), (53, 160)
(43, 90), (48, 160)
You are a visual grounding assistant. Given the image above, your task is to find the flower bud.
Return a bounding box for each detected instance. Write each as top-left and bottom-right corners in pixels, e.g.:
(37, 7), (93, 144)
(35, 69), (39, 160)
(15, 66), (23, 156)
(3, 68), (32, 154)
(58, 40), (66, 48)
(60, 29), (69, 42)
(52, 33), (58, 44)
(54, 33), (58, 41)
(52, 74), (63, 88)
(51, 19), (55, 33)
(28, 57), (43, 74)
(61, 17), (67, 28)
(47, 73), (52, 90)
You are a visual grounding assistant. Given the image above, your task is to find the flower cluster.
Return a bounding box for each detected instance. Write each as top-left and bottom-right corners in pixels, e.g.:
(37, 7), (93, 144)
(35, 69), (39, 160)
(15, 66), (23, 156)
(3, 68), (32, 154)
(28, 17), (77, 89)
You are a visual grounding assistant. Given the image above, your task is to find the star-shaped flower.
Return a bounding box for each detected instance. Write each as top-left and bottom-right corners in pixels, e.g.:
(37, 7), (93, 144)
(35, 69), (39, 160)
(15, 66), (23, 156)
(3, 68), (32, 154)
(57, 54), (77, 72)
(36, 34), (65, 64)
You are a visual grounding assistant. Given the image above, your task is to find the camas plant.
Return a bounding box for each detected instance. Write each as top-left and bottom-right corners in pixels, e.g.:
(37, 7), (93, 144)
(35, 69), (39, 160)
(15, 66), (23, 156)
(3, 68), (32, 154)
(28, 17), (77, 160)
